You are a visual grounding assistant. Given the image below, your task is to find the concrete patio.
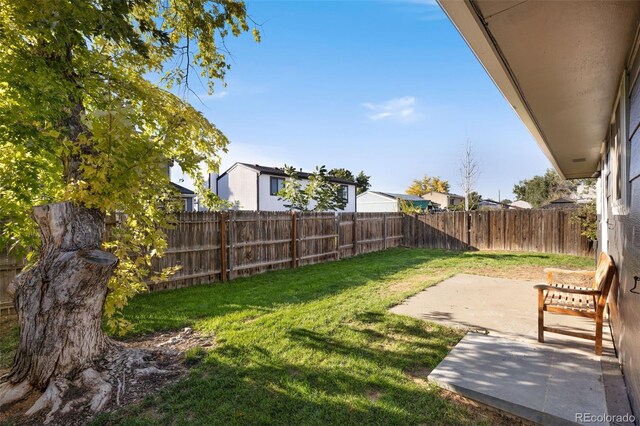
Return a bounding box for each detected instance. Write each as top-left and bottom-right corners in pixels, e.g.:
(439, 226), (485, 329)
(390, 274), (634, 425)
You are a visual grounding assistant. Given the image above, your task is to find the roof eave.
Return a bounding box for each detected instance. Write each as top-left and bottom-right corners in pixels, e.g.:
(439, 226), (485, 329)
(438, 0), (566, 178)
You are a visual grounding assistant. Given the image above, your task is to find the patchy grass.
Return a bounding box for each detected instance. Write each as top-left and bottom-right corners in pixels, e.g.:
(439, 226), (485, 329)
(1, 249), (592, 425)
(92, 248), (591, 425)
(0, 321), (18, 372)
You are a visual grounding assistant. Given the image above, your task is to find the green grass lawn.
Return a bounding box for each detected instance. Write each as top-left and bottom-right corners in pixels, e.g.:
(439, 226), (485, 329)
(2, 249), (593, 425)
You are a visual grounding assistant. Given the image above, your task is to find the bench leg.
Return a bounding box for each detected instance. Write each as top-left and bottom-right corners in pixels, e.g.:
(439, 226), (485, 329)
(595, 314), (603, 355)
(538, 289), (544, 343)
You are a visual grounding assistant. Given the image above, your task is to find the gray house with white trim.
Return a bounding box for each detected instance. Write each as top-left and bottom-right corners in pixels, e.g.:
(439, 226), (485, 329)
(215, 163), (357, 212)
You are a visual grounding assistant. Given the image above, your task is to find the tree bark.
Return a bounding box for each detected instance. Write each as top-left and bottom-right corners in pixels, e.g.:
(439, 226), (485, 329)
(5, 202), (117, 389)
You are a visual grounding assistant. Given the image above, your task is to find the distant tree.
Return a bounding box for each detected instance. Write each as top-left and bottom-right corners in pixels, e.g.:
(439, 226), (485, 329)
(469, 191), (482, 210)
(570, 200), (597, 241)
(501, 199), (512, 205)
(459, 140), (480, 211)
(355, 171), (371, 195)
(328, 168), (371, 195)
(512, 169), (593, 208)
(398, 199), (424, 214)
(328, 168), (355, 181)
(279, 165), (347, 212)
(449, 191), (481, 211)
(406, 175), (450, 197)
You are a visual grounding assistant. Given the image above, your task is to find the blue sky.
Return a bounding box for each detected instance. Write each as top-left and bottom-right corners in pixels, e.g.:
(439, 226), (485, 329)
(171, 0), (552, 200)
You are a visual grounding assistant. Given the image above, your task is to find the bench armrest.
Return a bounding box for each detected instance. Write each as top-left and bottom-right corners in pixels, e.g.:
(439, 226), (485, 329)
(543, 268), (595, 276)
(534, 284), (600, 296)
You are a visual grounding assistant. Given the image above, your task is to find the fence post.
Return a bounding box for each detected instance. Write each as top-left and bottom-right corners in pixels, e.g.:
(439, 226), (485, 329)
(336, 213), (341, 260)
(291, 211), (297, 269)
(466, 212), (471, 248)
(228, 210), (235, 280)
(220, 212), (228, 282)
(353, 213), (358, 256)
(383, 213), (387, 250)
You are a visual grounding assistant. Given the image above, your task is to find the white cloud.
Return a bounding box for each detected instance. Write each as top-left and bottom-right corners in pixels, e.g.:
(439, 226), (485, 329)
(202, 90), (228, 100)
(361, 96), (422, 123)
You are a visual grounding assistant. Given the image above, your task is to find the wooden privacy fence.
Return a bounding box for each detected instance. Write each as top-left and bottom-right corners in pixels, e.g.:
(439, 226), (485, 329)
(142, 211), (404, 291)
(0, 252), (25, 316)
(0, 208), (592, 315)
(403, 209), (593, 257)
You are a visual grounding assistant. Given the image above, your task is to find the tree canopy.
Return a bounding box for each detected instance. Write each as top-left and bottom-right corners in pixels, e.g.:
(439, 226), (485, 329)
(278, 165), (347, 212)
(328, 168), (371, 194)
(512, 169), (595, 208)
(0, 0), (259, 330)
(355, 171), (371, 194)
(406, 175), (450, 197)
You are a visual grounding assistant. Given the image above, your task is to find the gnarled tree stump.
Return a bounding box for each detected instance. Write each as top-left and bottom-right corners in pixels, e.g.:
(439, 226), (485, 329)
(1, 202), (117, 415)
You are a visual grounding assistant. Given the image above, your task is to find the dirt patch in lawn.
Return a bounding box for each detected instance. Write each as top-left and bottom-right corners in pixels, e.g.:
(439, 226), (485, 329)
(125, 327), (215, 352)
(438, 388), (537, 426)
(471, 265), (593, 287)
(467, 265), (545, 281)
(382, 272), (451, 296)
(1, 328), (214, 426)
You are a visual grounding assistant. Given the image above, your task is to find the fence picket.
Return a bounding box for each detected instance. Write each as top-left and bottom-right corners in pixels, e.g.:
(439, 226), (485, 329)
(0, 208), (593, 316)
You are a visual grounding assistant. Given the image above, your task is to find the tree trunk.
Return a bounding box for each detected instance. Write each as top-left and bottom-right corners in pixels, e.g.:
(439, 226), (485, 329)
(5, 202), (117, 389)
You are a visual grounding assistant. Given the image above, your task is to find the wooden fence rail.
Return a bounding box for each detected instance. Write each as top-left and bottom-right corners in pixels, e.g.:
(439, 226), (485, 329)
(0, 208), (592, 317)
(403, 209), (593, 257)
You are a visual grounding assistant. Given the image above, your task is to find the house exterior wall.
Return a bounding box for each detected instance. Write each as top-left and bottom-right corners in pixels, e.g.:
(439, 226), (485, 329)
(602, 39), (640, 415)
(258, 174), (356, 212)
(423, 192), (464, 208)
(218, 164), (258, 210)
(356, 192), (398, 212)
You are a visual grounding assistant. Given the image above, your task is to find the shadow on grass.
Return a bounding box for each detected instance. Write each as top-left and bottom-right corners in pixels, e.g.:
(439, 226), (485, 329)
(120, 248), (464, 336)
(93, 313), (470, 426)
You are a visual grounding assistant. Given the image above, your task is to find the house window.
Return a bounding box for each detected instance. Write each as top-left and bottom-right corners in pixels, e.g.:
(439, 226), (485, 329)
(610, 70), (630, 214)
(338, 185), (348, 203)
(270, 177), (284, 196)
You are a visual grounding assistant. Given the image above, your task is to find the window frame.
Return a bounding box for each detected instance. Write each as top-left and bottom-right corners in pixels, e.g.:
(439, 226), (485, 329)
(270, 176), (284, 196)
(338, 184), (348, 203)
(611, 70), (630, 215)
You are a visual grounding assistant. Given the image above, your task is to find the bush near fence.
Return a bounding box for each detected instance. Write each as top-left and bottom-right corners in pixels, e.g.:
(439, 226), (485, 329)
(0, 208), (592, 317)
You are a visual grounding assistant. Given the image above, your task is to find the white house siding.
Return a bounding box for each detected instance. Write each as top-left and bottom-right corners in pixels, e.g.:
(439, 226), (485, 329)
(423, 192), (464, 209)
(258, 174), (356, 212)
(258, 174), (287, 211)
(356, 192), (398, 212)
(218, 164), (258, 210)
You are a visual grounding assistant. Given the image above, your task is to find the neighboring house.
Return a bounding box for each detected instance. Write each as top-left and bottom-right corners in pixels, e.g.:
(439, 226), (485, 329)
(215, 163), (356, 212)
(540, 197), (578, 209)
(171, 182), (196, 211)
(510, 200), (532, 209)
(477, 199), (502, 210)
(357, 191), (438, 212)
(440, 0), (640, 412)
(422, 191), (465, 210)
(477, 199), (519, 210)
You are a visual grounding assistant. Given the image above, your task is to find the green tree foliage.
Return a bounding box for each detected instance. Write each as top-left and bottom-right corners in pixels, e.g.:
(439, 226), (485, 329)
(0, 0), (259, 331)
(355, 171), (371, 195)
(406, 175), (450, 197)
(278, 165), (347, 212)
(450, 191), (482, 211)
(328, 168), (371, 195)
(398, 199), (425, 214)
(571, 200), (597, 241)
(328, 168), (355, 181)
(513, 169), (595, 208)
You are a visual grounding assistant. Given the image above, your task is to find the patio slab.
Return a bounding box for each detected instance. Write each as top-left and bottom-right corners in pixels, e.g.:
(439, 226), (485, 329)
(390, 273), (614, 355)
(390, 274), (634, 426)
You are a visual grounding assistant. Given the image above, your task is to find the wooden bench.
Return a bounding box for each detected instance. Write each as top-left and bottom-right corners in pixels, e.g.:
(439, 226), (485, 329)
(534, 252), (616, 355)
